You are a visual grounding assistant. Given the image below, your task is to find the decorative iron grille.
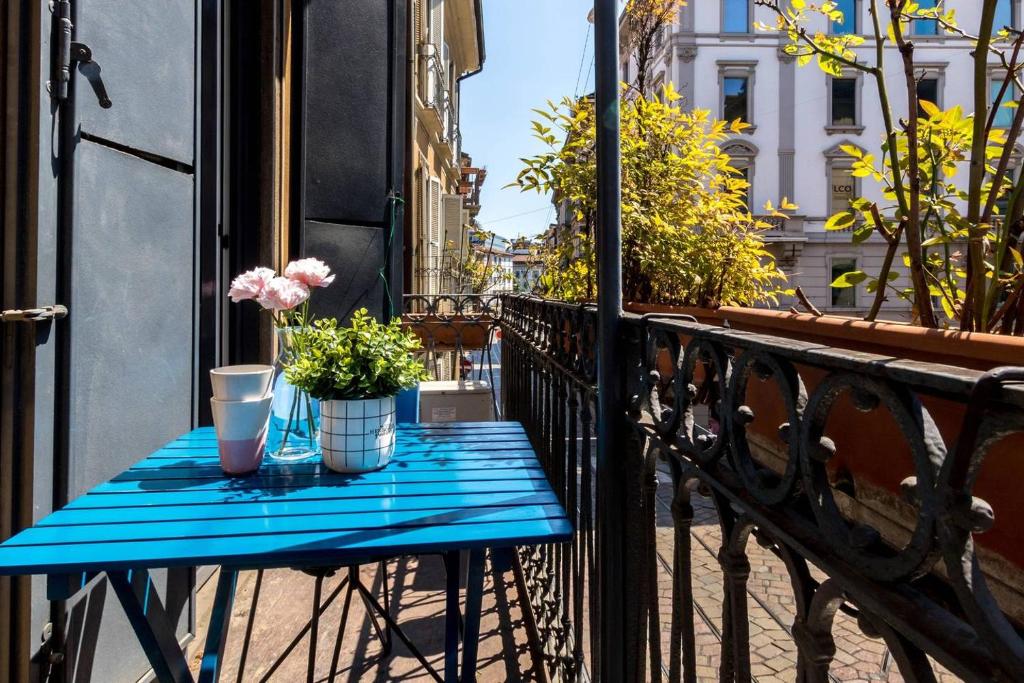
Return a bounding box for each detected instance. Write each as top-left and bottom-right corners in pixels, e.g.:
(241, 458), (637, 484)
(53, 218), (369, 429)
(500, 293), (1024, 682)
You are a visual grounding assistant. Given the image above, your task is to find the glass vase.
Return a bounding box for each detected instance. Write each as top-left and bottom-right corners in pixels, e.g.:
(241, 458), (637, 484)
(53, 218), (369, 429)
(268, 326), (320, 461)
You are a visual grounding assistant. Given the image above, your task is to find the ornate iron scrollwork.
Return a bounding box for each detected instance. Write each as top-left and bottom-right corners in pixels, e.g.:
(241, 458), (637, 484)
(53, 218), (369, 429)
(500, 294), (1024, 681)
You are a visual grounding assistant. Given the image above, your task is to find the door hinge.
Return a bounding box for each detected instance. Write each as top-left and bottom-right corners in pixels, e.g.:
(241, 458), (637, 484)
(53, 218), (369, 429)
(1, 305), (69, 323)
(47, 1), (99, 104)
(47, 0), (73, 101)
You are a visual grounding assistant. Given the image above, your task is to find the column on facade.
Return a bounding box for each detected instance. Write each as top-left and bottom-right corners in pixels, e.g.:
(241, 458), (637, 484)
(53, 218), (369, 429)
(675, 1), (697, 108)
(777, 45), (796, 203)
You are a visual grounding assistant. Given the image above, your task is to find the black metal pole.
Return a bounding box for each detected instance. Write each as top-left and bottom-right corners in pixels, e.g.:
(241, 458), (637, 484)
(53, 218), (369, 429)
(594, 0), (625, 680)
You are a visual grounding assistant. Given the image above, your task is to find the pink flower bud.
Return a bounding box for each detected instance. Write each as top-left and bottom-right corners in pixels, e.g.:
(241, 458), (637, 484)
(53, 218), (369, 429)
(257, 276), (310, 312)
(284, 258), (336, 289)
(228, 267), (276, 303)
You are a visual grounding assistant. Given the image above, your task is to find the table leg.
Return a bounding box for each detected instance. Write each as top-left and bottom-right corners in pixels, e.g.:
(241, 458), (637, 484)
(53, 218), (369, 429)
(198, 568), (238, 683)
(108, 569), (194, 683)
(460, 549), (485, 683)
(443, 551), (461, 683)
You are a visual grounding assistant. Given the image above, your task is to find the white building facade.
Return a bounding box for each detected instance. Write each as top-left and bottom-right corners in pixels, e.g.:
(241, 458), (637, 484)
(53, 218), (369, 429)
(626, 0), (1019, 319)
(411, 0), (484, 296)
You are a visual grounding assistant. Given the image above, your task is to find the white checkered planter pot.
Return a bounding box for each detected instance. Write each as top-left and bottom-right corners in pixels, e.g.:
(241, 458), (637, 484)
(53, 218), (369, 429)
(319, 397), (397, 473)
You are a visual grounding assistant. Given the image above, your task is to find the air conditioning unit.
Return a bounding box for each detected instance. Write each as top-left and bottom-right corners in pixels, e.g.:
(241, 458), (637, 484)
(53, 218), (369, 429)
(419, 380), (494, 423)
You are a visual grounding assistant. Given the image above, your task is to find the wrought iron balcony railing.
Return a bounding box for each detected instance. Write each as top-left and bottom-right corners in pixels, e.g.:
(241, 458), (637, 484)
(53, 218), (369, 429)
(418, 51), (448, 132)
(499, 293), (1024, 682)
(401, 293), (501, 397)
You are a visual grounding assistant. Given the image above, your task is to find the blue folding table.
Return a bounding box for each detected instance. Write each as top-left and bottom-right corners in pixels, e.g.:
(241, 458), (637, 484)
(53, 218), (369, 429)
(0, 421), (571, 682)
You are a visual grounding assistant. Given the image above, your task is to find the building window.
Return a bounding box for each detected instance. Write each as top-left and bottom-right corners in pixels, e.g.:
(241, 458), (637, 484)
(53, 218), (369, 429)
(825, 141), (863, 222)
(996, 0), (1016, 30)
(831, 78), (857, 126)
(724, 77), (749, 121)
(992, 77), (1018, 128)
(719, 61), (757, 127)
(722, 0), (751, 33)
(829, 166), (856, 215)
(914, 63), (947, 115)
(826, 76), (863, 133)
(722, 141), (758, 210)
(831, 257), (858, 308)
(736, 166), (751, 208)
(832, 0), (857, 34)
(916, 77), (940, 116)
(622, 60), (630, 84)
(912, 0), (938, 35)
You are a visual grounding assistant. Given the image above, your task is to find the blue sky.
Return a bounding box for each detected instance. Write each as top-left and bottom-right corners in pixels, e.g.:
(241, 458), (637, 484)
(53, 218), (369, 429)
(460, 0), (596, 240)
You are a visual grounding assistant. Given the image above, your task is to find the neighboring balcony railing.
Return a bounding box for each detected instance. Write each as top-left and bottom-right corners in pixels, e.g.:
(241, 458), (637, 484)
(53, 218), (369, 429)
(500, 293), (1024, 681)
(418, 50), (448, 134)
(401, 293), (501, 402)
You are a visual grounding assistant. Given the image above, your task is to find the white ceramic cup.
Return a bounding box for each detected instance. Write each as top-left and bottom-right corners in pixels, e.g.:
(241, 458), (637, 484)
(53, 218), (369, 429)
(210, 394), (274, 475)
(210, 365), (274, 401)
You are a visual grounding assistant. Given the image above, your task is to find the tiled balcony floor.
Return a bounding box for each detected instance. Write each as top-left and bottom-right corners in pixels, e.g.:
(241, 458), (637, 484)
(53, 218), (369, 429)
(188, 556), (537, 682)
(186, 464), (960, 682)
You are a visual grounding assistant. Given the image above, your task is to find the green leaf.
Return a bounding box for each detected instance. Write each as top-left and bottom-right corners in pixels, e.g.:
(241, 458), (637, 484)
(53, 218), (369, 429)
(940, 296), (956, 319)
(852, 225), (873, 243)
(918, 99), (940, 118)
(921, 234), (951, 247)
(839, 144), (863, 159)
(830, 270), (868, 288)
(824, 211), (856, 231)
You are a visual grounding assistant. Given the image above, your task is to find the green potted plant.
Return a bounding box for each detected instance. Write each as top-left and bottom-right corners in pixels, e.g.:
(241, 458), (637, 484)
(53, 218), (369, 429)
(284, 309), (429, 473)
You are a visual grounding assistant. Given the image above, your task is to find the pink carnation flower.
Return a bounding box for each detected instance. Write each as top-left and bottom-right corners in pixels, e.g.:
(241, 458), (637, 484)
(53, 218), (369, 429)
(284, 258), (336, 289)
(228, 267), (276, 303)
(257, 276), (310, 312)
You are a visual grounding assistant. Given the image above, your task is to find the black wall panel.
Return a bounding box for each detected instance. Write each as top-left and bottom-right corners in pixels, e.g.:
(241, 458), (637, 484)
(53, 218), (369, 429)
(305, 220), (386, 321)
(301, 0), (407, 320)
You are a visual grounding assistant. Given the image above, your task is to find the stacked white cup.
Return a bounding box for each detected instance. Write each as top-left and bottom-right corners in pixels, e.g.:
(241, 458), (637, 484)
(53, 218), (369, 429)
(209, 365), (274, 475)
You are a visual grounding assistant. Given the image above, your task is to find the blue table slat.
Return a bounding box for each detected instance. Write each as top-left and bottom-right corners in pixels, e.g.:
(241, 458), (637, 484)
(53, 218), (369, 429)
(145, 440), (535, 459)
(63, 478), (554, 510)
(37, 491), (562, 526)
(115, 458), (543, 480)
(6, 504), (568, 546)
(0, 422), (572, 577)
(161, 422), (525, 443)
(0, 517), (572, 574)
(130, 449), (541, 469)
(96, 467), (548, 494)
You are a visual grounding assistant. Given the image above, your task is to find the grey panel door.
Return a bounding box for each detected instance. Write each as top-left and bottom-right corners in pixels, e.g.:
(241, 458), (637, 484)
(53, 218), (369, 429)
(33, 1), (206, 680)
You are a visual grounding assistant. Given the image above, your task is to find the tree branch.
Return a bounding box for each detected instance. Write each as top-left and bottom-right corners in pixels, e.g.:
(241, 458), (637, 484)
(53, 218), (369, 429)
(795, 286), (823, 316)
(890, 3), (937, 327)
(963, 0), (1000, 330)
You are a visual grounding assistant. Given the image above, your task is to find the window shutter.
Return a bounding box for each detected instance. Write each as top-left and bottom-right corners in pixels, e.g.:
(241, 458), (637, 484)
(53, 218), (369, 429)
(430, 0), (444, 54)
(415, 0), (425, 44)
(442, 194), (463, 249)
(428, 177), (443, 294)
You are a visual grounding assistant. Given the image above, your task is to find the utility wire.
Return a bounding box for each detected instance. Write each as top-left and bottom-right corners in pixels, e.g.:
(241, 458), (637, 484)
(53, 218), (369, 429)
(479, 205), (554, 225)
(583, 55), (595, 95)
(574, 23), (592, 97)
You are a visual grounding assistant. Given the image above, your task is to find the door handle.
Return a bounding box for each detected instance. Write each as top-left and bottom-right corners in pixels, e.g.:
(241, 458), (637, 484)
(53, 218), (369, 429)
(1, 305), (69, 323)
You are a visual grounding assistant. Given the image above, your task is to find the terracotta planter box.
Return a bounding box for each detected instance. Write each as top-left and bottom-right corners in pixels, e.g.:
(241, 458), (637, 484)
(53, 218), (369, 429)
(401, 315), (496, 352)
(626, 302), (1024, 623)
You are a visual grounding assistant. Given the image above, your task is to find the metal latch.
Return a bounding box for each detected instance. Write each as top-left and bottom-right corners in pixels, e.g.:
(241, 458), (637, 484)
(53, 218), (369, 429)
(1, 305), (69, 323)
(48, 1), (107, 106)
